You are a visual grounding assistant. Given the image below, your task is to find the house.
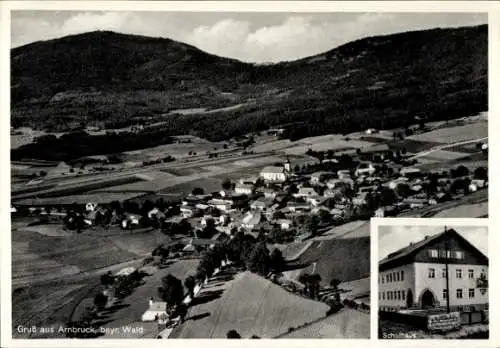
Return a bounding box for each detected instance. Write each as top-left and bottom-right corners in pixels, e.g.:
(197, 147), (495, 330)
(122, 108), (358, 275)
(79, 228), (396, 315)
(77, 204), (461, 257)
(294, 187), (318, 198)
(378, 228), (488, 312)
(263, 188), (278, 199)
(250, 200), (268, 211)
(148, 208), (165, 220)
(287, 201), (311, 213)
(180, 206), (196, 218)
(234, 183), (253, 196)
(400, 167), (422, 178)
(402, 198), (428, 209)
(121, 214), (141, 229)
(310, 171), (335, 185)
(207, 198), (233, 212)
(306, 196), (326, 207)
(365, 128), (378, 135)
(358, 143), (392, 162)
(86, 202), (98, 212)
(141, 298), (168, 321)
(352, 193), (368, 206)
(241, 212), (262, 230)
(260, 166), (287, 182)
(326, 178), (354, 190)
(277, 219), (293, 230)
(239, 176), (259, 185)
(355, 162), (379, 177)
(374, 207), (385, 218)
(337, 170), (352, 179)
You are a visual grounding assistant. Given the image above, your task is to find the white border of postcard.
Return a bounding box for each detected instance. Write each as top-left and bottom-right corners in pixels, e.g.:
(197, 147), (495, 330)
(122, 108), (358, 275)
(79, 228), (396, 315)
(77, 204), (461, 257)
(1, 1), (500, 348)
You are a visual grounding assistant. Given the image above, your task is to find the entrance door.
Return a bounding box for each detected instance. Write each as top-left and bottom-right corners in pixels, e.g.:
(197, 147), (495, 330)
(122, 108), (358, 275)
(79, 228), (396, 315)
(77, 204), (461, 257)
(421, 289), (436, 309)
(406, 289), (413, 308)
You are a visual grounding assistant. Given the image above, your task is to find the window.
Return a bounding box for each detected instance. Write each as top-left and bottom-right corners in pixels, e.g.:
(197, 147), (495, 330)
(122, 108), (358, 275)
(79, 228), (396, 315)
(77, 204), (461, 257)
(394, 291), (397, 300)
(469, 288), (475, 298)
(381, 276), (384, 284)
(468, 269), (474, 279)
(429, 249), (438, 258)
(396, 272), (400, 282)
(402, 291), (405, 300)
(386, 274), (390, 283)
(447, 250), (452, 258)
(443, 289), (448, 299)
(401, 270), (404, 281)
(442, 268), (447, 278)
(428, 268), (435, 278)
(388, 291), (392, 300)
(382, 292), (385, 300)
(439, 249), (446, 258)
(456, 269), (462, 279)
(397, 291), (401, 300)
(456, 289), (463, 299)
(455, 251), (464, 259)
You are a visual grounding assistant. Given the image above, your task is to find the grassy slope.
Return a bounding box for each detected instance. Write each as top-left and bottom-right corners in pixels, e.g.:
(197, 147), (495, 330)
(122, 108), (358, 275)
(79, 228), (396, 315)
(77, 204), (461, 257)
(174, 270), (330, 338)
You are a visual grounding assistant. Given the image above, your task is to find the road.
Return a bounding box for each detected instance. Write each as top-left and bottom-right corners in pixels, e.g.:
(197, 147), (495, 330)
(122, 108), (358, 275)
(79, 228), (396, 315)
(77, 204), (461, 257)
(410, 137), (487, 159)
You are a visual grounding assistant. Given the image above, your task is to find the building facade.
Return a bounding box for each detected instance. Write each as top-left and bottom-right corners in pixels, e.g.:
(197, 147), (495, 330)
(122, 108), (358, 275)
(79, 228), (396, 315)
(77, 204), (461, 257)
(379, 228), (488, 313)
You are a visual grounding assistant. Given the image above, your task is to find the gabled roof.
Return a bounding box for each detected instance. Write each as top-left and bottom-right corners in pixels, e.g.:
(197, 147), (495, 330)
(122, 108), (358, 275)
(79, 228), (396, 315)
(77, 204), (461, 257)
(379, 228), (488, 271)
(261, 166), (285, 174)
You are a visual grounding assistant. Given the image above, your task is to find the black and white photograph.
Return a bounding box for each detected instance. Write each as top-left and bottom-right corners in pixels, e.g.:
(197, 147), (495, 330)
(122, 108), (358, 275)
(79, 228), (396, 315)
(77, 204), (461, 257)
(4, 3), (491, 343)
(377, 221), (489, 339)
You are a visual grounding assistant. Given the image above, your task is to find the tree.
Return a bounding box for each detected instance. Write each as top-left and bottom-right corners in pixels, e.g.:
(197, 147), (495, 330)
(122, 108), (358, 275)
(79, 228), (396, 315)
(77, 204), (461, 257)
(93, 293), (108, 311)
(395, 182), (411, 198)
(100, 271), (115, 287)
(222, 178), (232, 190)
(474, 167), (488, 180)
(192, 187), (204, 195)
(158, 274), (184, 310)
(269, 248), (286, 273)
(303, 215), (320, 236)
(317, 209), (332, 224)
(226, 330), (241, 338)
(246, 242), (270, 276)
(184, 275), (196, 299)
(454, 165), (469, 178)
(330, 278), (342, 302)
(39, 170), (47, 177)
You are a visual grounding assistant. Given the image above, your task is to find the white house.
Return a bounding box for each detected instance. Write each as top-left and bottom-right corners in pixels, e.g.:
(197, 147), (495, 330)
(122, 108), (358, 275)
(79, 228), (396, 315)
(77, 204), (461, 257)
(207, 198), (233, 212)
(260, 166), (287, 182)
(379, 228), (488, 313)
(294, 187), (318, 198)
(277, 219), (293, 230)
(86, 202), (98, 212)
(141, 298), (168, 321)
(241, 212), (262, 230)
(355, 162), (377, 177)
(234, 183), (253, 196)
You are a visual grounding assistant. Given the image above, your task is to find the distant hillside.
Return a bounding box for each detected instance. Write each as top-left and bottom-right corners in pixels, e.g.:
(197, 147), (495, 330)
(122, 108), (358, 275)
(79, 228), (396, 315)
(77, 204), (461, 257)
(11, 25), (487, 141)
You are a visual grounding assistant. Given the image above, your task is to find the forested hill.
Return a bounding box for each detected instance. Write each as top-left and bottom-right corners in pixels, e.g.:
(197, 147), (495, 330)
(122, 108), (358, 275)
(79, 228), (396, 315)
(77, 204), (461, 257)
(11, 25), (487, 141)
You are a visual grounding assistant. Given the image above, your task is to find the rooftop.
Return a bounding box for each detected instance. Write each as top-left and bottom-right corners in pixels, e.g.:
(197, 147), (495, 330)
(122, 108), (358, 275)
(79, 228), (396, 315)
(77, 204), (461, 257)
(261, 166), (285, 174)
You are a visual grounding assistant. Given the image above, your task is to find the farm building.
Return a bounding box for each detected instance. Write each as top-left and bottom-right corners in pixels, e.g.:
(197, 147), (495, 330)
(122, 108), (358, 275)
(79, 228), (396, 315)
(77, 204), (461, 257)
(379, 228), (488, 313)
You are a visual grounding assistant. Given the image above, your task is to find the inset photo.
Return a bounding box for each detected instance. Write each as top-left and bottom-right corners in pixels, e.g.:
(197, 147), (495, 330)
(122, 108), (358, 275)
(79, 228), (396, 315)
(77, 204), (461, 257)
(375, 219), (488, 339)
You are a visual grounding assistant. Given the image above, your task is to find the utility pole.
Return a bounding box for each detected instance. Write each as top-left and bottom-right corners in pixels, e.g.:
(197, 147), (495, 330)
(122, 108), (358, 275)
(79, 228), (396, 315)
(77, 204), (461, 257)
(444, 226), (451, 313)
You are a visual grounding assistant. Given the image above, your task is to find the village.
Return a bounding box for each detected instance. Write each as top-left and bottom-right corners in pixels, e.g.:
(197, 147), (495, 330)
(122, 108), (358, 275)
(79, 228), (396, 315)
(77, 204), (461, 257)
(10, 137), (488, 338)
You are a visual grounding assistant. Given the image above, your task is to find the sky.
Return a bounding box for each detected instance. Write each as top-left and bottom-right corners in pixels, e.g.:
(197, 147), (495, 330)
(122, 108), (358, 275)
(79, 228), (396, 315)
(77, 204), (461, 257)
(379, 225), (489, 261)
(11, 11), (487, 63)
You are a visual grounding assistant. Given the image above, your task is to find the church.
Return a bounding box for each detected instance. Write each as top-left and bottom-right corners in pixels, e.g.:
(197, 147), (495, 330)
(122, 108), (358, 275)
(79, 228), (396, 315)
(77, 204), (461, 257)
(378, 228), (488, 313)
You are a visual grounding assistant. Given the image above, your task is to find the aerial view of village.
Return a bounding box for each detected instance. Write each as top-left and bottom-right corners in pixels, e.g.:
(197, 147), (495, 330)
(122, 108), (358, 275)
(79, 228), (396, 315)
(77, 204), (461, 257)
(9, 10), (487, 340)
(377, 222), (489, 339)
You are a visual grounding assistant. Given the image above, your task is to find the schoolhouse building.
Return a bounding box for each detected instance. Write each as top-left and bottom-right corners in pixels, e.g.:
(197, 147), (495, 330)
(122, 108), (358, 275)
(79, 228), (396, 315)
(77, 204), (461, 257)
(378, 228), (488, 313)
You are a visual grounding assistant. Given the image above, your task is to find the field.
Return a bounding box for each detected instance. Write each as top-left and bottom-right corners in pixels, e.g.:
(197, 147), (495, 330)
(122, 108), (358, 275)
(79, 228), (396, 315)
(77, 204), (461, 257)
(172, 270), (330, 338)
(279, 308), (370, 338)
(408, 122), (487, 144)
(285, 237), (370, 287)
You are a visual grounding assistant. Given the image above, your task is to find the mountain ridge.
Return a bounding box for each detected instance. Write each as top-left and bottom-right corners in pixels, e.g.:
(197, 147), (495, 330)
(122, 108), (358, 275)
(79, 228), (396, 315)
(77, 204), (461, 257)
(11, 24), (487, 141)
